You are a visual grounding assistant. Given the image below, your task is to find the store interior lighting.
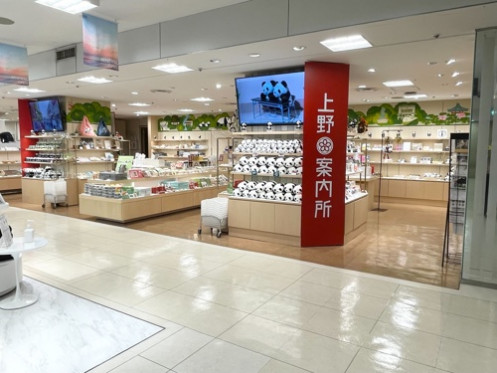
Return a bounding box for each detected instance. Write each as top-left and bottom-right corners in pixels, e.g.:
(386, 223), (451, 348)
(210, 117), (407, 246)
(35, 0), (99, 15)
(320, 34), (372, 52)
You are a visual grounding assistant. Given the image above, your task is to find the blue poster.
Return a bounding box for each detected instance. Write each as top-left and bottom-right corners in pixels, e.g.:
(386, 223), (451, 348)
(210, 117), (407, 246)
(82, 13), (118, 71)
(0, 43), (29, 86)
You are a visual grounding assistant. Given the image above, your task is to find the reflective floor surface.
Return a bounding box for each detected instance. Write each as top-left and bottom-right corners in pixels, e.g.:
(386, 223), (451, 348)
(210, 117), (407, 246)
(5, 193), (462, 289)
(1, 207), (494, 373)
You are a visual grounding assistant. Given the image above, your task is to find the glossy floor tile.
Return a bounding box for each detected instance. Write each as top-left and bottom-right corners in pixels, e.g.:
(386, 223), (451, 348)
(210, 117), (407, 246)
(1, 206), (496, 373)
(4, 193), (462, 289)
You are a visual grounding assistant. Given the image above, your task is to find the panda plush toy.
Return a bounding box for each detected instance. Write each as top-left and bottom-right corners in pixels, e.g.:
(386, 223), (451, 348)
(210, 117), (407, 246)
(260, 80), (277, 101)
(272, 81), (291, 104)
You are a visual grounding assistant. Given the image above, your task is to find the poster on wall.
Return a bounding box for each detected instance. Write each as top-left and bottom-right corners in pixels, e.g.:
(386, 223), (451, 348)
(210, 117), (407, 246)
(0, 43), (28, 86)
(82, 13), (118, 71)
(301, 62), (349, 247)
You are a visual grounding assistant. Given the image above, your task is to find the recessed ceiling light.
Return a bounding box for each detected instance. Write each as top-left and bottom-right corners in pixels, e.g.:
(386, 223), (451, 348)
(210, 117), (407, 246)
(14, 87), (45, 93)
(358, 85), (367, 89)
(179, 108), (194, 112)
(320, 34), (372, 52)
(191, 97), (213, 102)
(404, 93), (427, 99)
(455, 81), (463, 86)
(249, 53), (261, 58)
(210, 59), (221, 63)
(152, 62), (193, 74)
(204, 103), (211, 106)
(200, 87), (208, 91)
(383, 80), (414, 87)
(437, 73), (444, 78)
(427, 61), (438, 65)
(128, 102), (151, 107)
(362, 99), (371, 102)
(368, 68), (376, 73)
(215, 83), (222, 89)
(77, 76), (112, 84)
(111, 103), (116, 107)
(134, 111), (149, 116)
(292, 46), (306, 51)
(131, 91), (138, 95)
(446, 58), (456, 65)
(451, 71), (460, 78)
(35, 0), (99, 15)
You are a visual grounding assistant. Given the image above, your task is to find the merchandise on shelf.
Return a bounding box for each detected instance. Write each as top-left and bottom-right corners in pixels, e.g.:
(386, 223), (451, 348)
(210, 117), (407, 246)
(232, 180), (302, 203)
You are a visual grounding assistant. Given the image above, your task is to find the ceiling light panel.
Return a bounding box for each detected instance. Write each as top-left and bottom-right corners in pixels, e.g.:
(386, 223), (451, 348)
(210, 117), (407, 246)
(191, 97), (213, 102)
(383, 80), (414, 87)
(35, 0), (99, 15)
(128, 102), (151, 107)
(14, 87), (45, 93)
(320, 34), (372, 52)
(152, 63), (193, 74)
(77, 76), (112, 84)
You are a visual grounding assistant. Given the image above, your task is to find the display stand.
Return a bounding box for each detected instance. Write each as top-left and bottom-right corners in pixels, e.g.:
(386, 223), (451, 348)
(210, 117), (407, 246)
(442, 132), (469, 266)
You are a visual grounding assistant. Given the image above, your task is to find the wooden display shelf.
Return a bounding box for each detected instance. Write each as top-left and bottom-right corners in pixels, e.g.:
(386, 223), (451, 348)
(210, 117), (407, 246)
(79, 185), (226, 222)
(21, 177), (79, 206)
(376, 178), (449, 206)
(0, 176), (22, 193)
(227, 195), (368, 246)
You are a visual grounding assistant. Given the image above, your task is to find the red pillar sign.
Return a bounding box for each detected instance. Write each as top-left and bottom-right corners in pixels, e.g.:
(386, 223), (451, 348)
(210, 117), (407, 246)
(301, 62), (350, 246)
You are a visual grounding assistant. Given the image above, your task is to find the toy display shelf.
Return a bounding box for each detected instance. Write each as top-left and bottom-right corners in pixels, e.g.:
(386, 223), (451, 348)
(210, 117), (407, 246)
(231, 130), (303, 136)
(231, 171), (302, 179)
(79, 185), (227, 223)
(232, 151), (302, 157)
(228, 193), (368, 247)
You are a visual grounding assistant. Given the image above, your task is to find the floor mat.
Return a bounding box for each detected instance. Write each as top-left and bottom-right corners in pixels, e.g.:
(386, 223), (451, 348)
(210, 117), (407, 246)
(0, 278), (163, 373)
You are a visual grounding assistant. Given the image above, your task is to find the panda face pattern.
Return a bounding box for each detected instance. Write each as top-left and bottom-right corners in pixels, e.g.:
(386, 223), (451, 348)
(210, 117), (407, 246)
(255, 182), (266, 191)
(294, 193), (302, 203)
(248, 156), (258, 166)
(284, 183), (295, 194)
(257, 156), (266, 166)
(233, 188), (243, 197)
(273, 183), (285, 193)
(249, 190), (259, 199)
(284, 192), (294, 202)
(272, 80), (291, 103)
(264, 181), (276, 192)
(260, 80), (277, 101)
(266, 157), (276, 166)
(233, 164), (243, 172)
(239, 156), (249, 165)
(284, 157), (295, 167)
(294, 184), (302, 194)
(294, 157), (303, 167)
(237, 181), (248, 190)
(274, 193), (285, 201)
(246, 181), (257, 190)
(275, 157), (285, 167)
(258, 165), (268, 174)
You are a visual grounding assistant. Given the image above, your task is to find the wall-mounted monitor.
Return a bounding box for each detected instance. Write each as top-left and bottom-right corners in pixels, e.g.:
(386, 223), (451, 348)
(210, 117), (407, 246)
(235, 70), (304, 126)
(28, 98), (64, 132)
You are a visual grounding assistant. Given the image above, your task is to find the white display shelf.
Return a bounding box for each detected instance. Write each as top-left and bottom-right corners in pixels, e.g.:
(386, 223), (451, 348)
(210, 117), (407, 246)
(367, 149), (449, 153)
(232, 151), (303, 157)
(231, 171), (302, 179)
(153, 138), (208, 142)
(370, 161), (449, 166)
(232, 130), (303, 136)
(152, 146), (208, 150)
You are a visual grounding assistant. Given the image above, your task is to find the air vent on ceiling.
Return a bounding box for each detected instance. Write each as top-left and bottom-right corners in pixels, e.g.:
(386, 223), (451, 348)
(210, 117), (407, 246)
(404, 91), (418, 95)
(150, 89), (172, 94)
(391, 96), (404, 100)
(56, 47), (76, 61)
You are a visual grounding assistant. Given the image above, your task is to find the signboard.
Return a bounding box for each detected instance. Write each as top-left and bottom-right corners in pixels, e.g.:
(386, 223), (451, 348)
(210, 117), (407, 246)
(301, 62), (349, 246)
(0, 43), (28, 86)
(82, 13), (118, 70)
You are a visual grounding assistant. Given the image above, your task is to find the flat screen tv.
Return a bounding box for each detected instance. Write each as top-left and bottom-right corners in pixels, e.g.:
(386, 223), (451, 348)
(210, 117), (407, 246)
(235, 70), (304, 126)
(29, 98), (64, 132)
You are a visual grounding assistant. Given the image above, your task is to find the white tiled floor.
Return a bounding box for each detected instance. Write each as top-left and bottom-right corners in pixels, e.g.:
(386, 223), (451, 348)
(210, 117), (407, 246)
(2, 207), (497, 373)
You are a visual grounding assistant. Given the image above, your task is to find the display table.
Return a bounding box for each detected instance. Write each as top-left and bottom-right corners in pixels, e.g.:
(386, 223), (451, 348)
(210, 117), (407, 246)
(228, 194), (369, 246)
(0, 236), (47, 310)
(21, 178), (79, 206)
(79, 185), (227, 222)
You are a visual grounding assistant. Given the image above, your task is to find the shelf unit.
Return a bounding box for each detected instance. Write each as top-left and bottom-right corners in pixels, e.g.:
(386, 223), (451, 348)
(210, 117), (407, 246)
(443, 132), (469, 265)
(151, 133), (210, 166)
(0, 147), (22, 192)
(355, 124), (469, 206)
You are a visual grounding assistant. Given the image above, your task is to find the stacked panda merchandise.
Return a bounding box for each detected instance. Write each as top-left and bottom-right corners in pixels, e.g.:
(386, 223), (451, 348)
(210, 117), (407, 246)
(233, 139), (303, 176)
(233, 180), (302, 203)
